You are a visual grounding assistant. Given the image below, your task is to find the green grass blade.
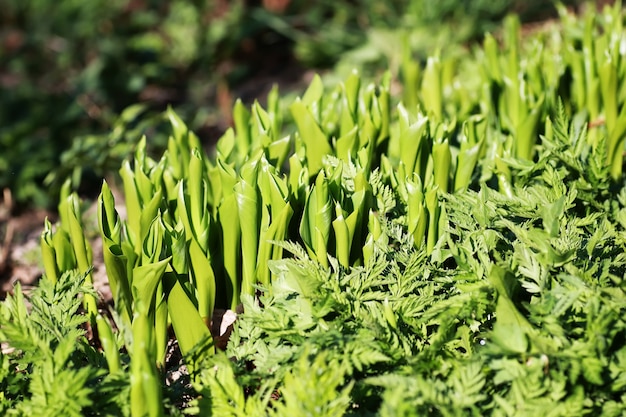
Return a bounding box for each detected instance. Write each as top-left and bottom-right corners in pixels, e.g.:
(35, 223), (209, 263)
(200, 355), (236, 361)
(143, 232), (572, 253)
(167, 105), (202, 166)
(189, 238), (216, 321)
(290, 99), (333, 176)
(189, 149), (208, 245)
(406, 176), (427, 248)
(218, 195), (241, 309)
(398, 104), (429, 175)
(421, 54), (443, 121)
(302, 73), (324, 107)
(65, 194), (97, 317)
(95, 313), (121, 374)
(120, 160), (142, 247)
(233, 99), (252, 158)
(267, 134), (292, 168)
(164, 271), (213, 368)
(130, 307), (164, 417)
(40, 218), (59, 283)
(332, 203), (350, 268)
(98, 185), (133, 322)
(425, 186), (439, 254)
(131, 258), (171, 312)
(432, 139), (451, 193)
(235, 160), (261, 296)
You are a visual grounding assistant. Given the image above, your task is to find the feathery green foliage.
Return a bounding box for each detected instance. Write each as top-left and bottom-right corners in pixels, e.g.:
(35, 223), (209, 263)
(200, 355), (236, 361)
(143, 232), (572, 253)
(0, 271), (130, 417)
(5, 2), (626, 415)
(188, 107), (626, 415)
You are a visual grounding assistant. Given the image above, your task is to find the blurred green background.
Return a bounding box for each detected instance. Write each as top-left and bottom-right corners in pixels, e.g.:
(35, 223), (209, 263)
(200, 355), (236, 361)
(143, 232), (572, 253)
(0, 0), (585, 209)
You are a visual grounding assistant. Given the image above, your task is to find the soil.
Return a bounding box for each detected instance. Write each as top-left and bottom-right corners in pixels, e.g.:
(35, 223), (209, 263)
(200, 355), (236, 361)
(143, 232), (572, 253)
(0, 188), (53, 299)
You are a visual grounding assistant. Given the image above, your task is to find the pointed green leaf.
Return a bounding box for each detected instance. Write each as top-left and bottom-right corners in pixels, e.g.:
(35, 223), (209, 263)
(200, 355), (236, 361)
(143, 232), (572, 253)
(164, 272), (213, 367)
(188, 238), (216, 320)
(302, 73), (324, 107)
(235, 159), (261, 296)
(290, 99), (333, 176)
